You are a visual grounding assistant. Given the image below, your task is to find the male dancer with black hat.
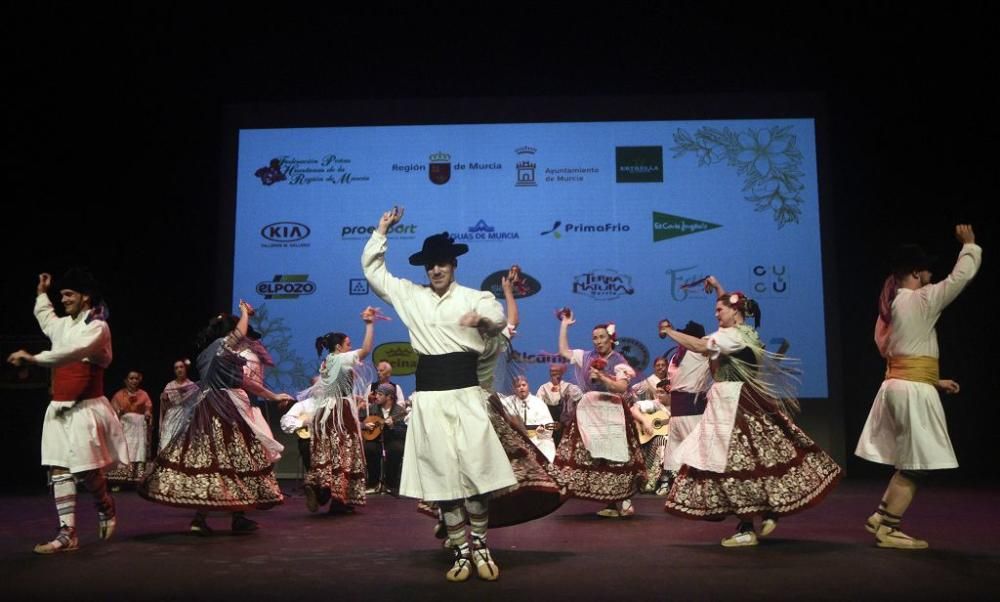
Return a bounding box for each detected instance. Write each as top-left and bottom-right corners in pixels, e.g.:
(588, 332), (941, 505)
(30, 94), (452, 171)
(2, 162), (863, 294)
(856, 225), (981, 549)
(362, 207), (515, 582)
(656, 319), (712, 495)
(7, 270), (127, 554)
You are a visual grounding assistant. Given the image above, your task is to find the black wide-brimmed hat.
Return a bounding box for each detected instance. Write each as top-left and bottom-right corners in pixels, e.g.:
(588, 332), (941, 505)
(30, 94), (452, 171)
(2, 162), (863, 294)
(679, 320), (706, 338)
(59, 267), (100, 298)
(408, 232), (468, 266)
(890, 244), (935, 275)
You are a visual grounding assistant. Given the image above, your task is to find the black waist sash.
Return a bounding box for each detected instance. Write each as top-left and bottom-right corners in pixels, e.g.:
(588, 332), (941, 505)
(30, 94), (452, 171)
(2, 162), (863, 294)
(670, 390), (707, 417)
(415, 352), (479, 392)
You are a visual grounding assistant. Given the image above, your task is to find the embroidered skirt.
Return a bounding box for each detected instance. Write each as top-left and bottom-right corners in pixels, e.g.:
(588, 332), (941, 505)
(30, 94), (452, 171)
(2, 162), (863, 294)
(305, 398), (367, 507)
(665, 387), (841, 520)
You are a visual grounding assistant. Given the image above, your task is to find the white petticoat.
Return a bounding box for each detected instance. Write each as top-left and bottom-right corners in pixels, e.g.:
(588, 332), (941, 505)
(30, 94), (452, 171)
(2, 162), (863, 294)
(41, 397), (129, 473)
(400, 386), (516, 501)
(855, 379), (958, 470)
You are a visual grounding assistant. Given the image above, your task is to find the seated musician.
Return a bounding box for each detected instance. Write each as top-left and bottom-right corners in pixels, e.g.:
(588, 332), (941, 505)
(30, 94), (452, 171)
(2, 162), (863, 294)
(362, 383), (407, 494)
(501, 375), (556, 462)
(630, 378), (671, 492)
(279, 389), (319, 471)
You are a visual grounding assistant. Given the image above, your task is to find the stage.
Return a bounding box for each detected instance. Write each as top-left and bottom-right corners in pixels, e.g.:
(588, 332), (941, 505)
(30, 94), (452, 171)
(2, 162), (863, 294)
(2, 479), (997, 601)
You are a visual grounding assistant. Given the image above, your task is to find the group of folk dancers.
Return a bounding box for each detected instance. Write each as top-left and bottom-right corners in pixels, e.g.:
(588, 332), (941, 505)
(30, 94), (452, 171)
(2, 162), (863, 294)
(7, 212), (980, 579)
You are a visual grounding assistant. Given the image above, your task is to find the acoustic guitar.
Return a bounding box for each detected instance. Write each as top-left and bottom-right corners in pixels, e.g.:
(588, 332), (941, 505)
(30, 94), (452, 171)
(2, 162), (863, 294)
(362, 415), (387, 441)
(635, 410), (670, 445)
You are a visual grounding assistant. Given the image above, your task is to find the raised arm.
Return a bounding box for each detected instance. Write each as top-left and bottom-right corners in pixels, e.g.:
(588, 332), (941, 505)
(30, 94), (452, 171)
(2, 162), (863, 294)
(703, 275), (726, 298)
(558, 311), (576, 361)
(501, 266), (520, 332)
(32, 273), (58, 337)
(660, 320), (710, 355)
(924, 225), (981, 313)
(361, 207), (408, 304)
(357, 306), (377, 361)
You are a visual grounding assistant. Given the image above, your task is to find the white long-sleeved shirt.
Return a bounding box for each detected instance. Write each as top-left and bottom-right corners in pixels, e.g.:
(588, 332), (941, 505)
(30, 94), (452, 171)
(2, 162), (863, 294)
(280, 397), (318, 434)
(667, 347), (711, 393)
(362, 231), (505, 356)
(877, 243), (982, 359)
(32, 293), (112, 368)
(501, 393), (555, 426)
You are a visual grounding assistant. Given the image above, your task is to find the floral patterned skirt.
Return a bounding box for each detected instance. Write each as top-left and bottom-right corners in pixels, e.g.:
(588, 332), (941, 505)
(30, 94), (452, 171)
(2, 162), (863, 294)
(106, 461), (145, 485)
(138, 391), (283, 511)
(550, 398), (645, 502)
(305, 400), (366, 507)
(640, 436), (667, 493)
(664, 389), (841, 520)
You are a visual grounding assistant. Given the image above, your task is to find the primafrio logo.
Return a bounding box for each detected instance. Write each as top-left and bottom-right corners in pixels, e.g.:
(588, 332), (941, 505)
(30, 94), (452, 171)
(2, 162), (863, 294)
(572, 269), (635, 300)
(652, 212), (721, 242)
(515, 146), (537, 187)
(616, 146), (663, 183)
(372, 342), (418, 376)
(540, 220), (630, 239)
(256, 275), (317, 300)
(260, 222), (311, 248)
(429, 152), (451, 185)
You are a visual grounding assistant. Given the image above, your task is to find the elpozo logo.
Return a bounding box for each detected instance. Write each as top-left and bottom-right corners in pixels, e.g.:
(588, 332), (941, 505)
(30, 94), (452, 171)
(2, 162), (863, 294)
(342, 223), (418, 240)
(481, 270), (542, 299)
(572, 269), (635, 300)
(256, 274), (316, 300)
(260, 222), (311, 248)
(616, 146), (663, 183)
(652, 212), (721, 242)
(540, 220), (630, 239)
(372, 342), (418, 376)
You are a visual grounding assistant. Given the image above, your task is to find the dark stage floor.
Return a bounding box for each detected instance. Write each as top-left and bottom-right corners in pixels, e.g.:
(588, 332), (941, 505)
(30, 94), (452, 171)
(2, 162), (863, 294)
(3, 479), (998, 601)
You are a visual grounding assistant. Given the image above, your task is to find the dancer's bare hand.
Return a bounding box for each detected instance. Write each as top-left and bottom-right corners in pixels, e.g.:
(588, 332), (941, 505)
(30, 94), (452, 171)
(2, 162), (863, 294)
(560, 309), (575, 326)
(238, 299), (255, 317)
(703, 275), (722, 294)
(938, 379), (960, 394)
(955, 224), (975, 245)
(7, 350), (33, 366)
(459, 311), (482, 328)
(378, 206), (405, 235)
(273, 392), (295, 409)
(361, 306), (377, 323)
(37, 273), (52, 295)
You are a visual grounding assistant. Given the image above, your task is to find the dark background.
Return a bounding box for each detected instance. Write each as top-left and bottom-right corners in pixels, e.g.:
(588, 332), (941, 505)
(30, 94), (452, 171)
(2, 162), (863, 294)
(2, 4), (995, 491)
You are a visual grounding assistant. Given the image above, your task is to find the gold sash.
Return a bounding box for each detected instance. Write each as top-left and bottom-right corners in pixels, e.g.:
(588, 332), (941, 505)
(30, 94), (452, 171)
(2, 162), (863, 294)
(885, 356), (939, 385)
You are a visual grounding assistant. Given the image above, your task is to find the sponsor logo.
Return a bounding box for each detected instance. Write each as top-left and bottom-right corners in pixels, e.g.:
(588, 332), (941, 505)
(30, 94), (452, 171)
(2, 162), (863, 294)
(256, 275), (316, 300)
(618, 337), (650, 372)
(254, 159), (286, 185)
(372, 342), (418, 376)
(349, 278), (370, 295)
(616, 146), (663, 183)
(429, 152), (451, 185)
(652, 211), (721, 242)
(481, 270), (542, 299)
(665, 266), (712, 302)
(540, 220), (631, 239)
(391, 163), (426, 174)
(453, 219), (521, 243)
(255, 155), (370, 186)
(260, 222), (311, 248)
(751, 264), (789, 296)
(341, 223), (418, 240)
(510, 351), (569, 365)
(572, 269), (636, 300)
(515, 146), (537, 187)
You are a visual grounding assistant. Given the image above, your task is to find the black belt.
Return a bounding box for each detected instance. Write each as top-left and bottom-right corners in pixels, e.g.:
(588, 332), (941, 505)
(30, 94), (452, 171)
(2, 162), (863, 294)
(415, 352), (479, 392)
(671, 390), (707, 417)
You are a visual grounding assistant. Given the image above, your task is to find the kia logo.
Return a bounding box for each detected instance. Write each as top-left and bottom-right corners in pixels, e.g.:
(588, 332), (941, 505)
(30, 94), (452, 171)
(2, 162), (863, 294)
(261, 222), (311, 242)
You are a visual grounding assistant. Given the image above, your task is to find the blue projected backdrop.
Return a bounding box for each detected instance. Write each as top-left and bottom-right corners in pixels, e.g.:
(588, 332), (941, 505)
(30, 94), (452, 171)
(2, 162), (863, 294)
(234, 120), (828, 398)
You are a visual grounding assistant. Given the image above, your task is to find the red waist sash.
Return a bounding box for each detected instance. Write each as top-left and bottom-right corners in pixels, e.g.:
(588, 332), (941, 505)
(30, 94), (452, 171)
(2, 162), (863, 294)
(52, 362), (105, 402)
